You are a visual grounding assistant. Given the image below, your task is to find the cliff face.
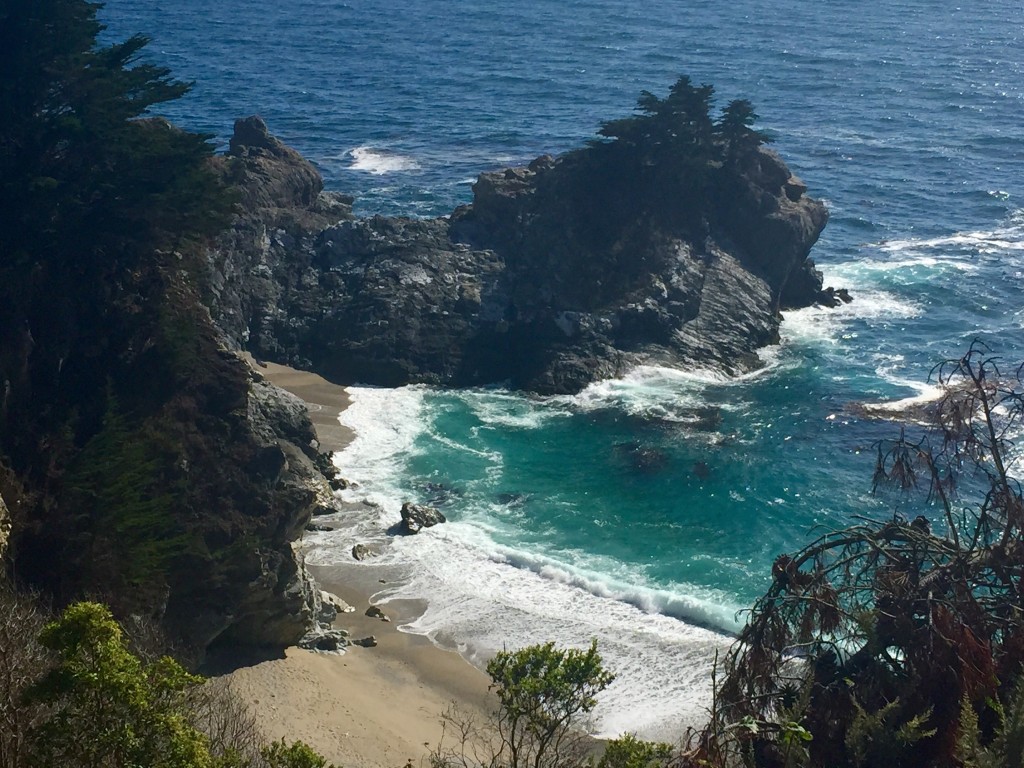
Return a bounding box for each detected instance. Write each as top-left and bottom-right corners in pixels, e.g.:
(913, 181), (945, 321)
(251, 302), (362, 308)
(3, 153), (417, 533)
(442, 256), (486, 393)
(0, 96), (831, 652)
(0, 230), (341, 652)
(210, 118), (831, 395)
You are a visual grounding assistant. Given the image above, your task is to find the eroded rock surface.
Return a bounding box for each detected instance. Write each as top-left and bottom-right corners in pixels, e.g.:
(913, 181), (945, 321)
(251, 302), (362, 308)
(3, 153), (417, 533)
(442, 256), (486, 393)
(209, 117), (835, 395)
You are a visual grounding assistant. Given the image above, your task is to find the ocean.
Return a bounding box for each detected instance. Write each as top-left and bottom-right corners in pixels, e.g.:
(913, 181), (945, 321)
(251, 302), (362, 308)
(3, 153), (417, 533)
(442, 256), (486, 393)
(102, 0), (1024, 739)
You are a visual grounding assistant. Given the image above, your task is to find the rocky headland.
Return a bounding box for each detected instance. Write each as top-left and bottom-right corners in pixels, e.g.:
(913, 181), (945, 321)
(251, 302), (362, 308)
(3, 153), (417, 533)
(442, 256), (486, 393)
(209, 101), (837, 395)
(0, 80), (839, 658)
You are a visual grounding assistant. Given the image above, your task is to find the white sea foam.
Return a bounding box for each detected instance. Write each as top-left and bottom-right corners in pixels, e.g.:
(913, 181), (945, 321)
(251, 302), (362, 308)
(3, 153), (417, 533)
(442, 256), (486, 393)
(791, 210), (1024, 348)
(379, 522), (734, 739)
(781, 289), (922, 345)
(306, 511), (732, 738)
(856, 376), (945, 423)
(872, 209), (1024, 257)
(327, 385), (429, 535)
(348, 145), (421, 175)
(464, 390), (571, 430)
(559, 361), (789, 426)
(307, 384), (736, 739)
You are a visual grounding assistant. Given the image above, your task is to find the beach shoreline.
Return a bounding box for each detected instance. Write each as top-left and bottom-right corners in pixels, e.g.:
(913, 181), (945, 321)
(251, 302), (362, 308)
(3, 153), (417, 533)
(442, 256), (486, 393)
(225, 356), (493, 768)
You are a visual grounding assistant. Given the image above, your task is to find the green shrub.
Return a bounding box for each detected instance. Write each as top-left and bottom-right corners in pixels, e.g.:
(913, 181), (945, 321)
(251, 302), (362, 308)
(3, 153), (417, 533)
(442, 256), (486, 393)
(433, 640), (614, 768)
(26, 602), (212, 768)
(597, 733), (673, 768)
(262, 738), (339, 768)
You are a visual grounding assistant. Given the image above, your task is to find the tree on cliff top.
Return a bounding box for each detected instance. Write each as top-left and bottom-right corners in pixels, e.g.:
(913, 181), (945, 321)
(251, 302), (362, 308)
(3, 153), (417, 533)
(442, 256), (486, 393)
(0, 0), (232, 277)
(575, 75), (774, 237)
(0, 0), (237, 623)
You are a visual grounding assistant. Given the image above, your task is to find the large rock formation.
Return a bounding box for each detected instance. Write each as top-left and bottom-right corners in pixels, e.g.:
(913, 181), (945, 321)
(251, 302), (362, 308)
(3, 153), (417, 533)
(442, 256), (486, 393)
(209, 113), (833, 394)
(0, 252), (344, 652)
(207, 116), (355, 357)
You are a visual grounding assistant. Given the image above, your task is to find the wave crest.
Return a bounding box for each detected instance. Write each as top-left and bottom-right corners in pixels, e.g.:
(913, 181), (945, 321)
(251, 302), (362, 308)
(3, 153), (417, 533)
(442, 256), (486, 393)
(348, 146), (421, 175)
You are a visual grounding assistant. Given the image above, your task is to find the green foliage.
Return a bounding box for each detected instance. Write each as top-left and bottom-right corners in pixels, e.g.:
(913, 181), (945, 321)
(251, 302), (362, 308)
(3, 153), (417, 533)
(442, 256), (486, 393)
(0, 0), (232, 276)
(962, 684), (1024, 768)
(487, 640), (614, 762)
(63, 392), (188, 594)
(25, 602), (213, 768)
(597, 733), (673, 768)
(261, 738), (339, 768)
(0, 0), (234, 482)
(719, 100), (773, 166)
(844, 699), (935, 768)
(433, 641), (614, 768)
(550, 74), (776, 253)
(2, 599), (337, 768)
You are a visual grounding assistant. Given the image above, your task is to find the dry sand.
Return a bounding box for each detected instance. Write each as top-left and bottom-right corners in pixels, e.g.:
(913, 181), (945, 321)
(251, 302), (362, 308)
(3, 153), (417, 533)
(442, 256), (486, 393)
(225, 356), (493, 768)
(245, 354), (355, 453)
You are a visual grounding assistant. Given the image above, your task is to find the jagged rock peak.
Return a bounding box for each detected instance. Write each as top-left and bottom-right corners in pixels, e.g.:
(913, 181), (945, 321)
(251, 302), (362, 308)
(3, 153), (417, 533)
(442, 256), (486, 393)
(209, 101), (843, 395)
(229, 115), (283, 154)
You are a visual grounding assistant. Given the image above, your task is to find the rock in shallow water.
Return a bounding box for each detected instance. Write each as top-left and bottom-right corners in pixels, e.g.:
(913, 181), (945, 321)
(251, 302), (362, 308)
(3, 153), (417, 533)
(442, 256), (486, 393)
(399, 502), (447, 535)
(351, 543), (379, 561)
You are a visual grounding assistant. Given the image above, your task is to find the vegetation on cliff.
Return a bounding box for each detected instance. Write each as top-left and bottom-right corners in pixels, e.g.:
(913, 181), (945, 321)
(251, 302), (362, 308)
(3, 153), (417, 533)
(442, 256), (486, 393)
(684, 344), (1024, 768)
(453, 74), (824, 315)
(0, 591), (336, 768)
(0, 0), (333, 650)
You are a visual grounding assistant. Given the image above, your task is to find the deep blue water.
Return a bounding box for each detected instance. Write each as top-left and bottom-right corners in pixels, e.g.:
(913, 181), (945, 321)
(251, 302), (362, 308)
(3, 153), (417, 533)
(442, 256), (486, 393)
(101, 0), (1024, 736)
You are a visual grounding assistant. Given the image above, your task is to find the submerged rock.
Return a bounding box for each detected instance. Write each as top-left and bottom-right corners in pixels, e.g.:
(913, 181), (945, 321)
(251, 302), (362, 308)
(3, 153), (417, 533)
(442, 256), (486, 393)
(496, 492), (529, 507)
(615, 442), (671, 474)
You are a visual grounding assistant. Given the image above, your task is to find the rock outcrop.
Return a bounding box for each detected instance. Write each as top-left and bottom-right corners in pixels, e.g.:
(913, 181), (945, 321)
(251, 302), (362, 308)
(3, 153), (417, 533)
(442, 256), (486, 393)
(0, 493), (10, 569)
(0, 257), (345, 653)
(207, 116), (355, 361)
(399, 502), (447, 534)
(209, 112), (835, 395)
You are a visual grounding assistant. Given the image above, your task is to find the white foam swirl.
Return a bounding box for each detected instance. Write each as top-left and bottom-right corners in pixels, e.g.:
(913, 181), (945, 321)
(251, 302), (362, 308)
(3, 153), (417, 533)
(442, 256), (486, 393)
(348, 146), (421, 174)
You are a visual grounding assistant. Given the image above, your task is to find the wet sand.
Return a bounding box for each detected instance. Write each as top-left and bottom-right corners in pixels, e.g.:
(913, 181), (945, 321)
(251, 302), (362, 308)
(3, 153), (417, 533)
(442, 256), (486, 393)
(226, 355), (492, 767)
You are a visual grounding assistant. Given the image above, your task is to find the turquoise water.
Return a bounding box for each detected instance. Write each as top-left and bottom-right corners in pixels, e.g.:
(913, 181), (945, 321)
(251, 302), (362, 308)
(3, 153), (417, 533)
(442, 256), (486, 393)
(102, 0), (1024, 737)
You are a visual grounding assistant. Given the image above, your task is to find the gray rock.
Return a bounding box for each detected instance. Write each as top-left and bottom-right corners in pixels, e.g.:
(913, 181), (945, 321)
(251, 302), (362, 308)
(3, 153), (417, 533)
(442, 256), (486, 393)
(351, 543), (378, 561)
(400, 502), (446, 534)
(207, 119), (835, 396)
(365, 605), (387, 620)
(353, 635), (378, 648)
(299, 628), (351, 653)
(0, 493), (9, 569)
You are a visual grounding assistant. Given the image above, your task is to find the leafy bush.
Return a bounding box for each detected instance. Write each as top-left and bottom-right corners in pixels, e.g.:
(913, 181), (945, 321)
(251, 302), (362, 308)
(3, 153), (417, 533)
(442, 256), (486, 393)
(597, 733), (673, 768)
(433, 640), (614, 768)
(0, 596), (335, 768)
(25, 602), (212, 768)
(262, 738), (338, 768)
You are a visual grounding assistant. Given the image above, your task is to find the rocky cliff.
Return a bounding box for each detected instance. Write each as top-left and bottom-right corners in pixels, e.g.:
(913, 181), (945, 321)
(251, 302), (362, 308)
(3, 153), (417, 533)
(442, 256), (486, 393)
(0, 84), (834, 654)
(0, 233), (343, 653)
(209, 106), (834, 395)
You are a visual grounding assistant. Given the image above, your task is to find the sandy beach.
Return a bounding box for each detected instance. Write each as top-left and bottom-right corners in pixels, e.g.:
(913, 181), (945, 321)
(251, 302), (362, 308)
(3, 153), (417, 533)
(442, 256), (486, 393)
(229, 356), (493, 768)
